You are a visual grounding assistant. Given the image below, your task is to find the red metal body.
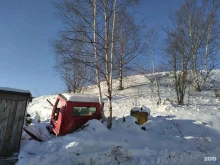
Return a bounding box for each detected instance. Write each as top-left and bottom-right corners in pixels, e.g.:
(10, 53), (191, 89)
(47, 94), (102, 136)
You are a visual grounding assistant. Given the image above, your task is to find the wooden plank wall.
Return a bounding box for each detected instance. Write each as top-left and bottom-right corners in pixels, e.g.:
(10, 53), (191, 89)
(0, 94), (28, 156)
(8, 100), (26, 155)
(0, 99), (10, 155)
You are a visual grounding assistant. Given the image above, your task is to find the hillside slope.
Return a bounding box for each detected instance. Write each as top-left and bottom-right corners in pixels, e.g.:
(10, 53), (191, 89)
(17, 70), (220, 165)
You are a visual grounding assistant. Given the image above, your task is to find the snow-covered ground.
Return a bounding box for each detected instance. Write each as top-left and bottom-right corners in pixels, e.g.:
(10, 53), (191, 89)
(17, 70), (220, 165)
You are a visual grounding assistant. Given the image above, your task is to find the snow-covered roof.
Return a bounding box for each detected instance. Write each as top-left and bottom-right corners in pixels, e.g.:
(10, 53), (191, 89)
(61, 93), (99, 103)
(0, 87), (31, 95)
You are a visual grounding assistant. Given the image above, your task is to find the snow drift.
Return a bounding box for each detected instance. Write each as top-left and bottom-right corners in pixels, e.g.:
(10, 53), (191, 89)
(17, 70), (220, 165)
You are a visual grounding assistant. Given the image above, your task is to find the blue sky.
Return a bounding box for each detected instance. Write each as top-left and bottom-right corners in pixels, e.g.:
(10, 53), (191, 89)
(0, 0), (184, 97)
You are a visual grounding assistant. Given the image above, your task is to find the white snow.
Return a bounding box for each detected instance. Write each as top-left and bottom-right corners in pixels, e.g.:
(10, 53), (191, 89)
(62, 93), (99, 102)
(16, 70), (220, 165)
(131, 105), (151, 114)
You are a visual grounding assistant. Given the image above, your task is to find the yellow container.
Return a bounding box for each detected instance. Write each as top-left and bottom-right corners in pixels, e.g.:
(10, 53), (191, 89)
(130, 111), (148, 125)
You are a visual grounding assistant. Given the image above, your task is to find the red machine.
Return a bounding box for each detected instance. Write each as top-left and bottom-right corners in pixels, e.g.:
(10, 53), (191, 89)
(46, 93), (102, 136)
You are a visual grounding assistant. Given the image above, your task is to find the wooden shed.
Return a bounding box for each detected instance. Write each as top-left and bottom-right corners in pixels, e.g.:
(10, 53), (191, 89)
(0, 87), (32, 156)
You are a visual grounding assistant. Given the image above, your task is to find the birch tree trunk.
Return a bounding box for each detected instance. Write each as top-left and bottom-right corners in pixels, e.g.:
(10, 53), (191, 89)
(118, 57), (123, 90)
(118, 21), (123, 90)
(145, 29), (161, 105)
(107, 0), (117, 129)
(150, 47), (161, 105)
(93, 0), (104, 119)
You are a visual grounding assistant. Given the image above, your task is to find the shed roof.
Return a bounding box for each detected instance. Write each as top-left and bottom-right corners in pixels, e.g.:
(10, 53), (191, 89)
(61, 93), (99, 103)
(0, 87), (31, 96)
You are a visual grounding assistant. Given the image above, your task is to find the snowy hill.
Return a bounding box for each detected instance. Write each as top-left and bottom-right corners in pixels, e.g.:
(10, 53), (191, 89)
(17, 70), (220, 165)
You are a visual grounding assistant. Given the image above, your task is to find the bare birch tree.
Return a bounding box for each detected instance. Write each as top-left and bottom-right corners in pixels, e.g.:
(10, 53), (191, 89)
(145, 29), (161, 105)
(106, 0), (117, 128)
(166, 27), (191, 105)
(170, 0), (220, 92)
(52, 0), (105, 122)
(52, 0), (140, 128)
(197, 0), (220, 90)
(93, 0), (103, 110)
(53, 39), (91, 93)
(165, 0), (220, 104)
(114, 9), (142, 90)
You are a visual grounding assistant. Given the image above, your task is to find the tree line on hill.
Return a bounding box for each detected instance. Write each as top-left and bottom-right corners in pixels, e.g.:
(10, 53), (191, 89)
(51, 0), (220, 128)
